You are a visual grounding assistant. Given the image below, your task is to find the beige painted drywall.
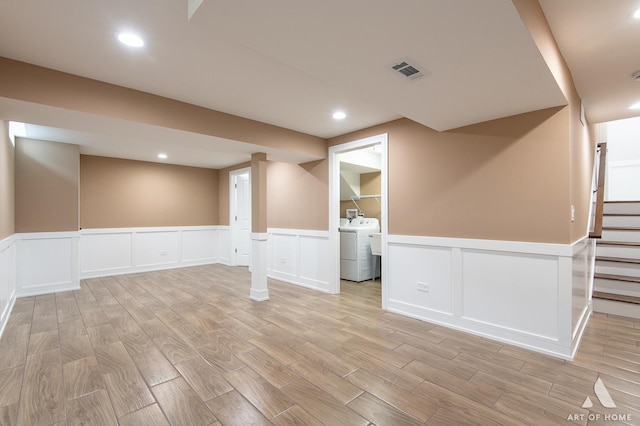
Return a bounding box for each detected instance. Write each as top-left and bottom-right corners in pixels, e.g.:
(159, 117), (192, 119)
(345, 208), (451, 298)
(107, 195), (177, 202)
(0, 58), (326, 160)
(0, 121), (14, 240)
(218, 159), (329, 231)
(1, 4), (595, 243)
(15, 138), (79, 232)
(80, 155), (218, 228)
(329, 109), (574, 244)
(251, 153), (268, 233)
(513, 0), (595, 242)
(267, 159), (328, 230)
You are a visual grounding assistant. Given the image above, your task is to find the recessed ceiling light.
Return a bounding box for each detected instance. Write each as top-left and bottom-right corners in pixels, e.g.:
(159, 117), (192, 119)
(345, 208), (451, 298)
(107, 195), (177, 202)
(117, 32), (145, 47)
(629, 102), (640, 110)
(158, 153), (168, 159)
(332, 111), (346, 120)
(634, 8), (640, 19)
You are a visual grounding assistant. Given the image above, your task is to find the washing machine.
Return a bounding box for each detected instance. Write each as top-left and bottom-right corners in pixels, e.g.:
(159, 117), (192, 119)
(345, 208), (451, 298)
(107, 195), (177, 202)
(339, 217), (380, 282)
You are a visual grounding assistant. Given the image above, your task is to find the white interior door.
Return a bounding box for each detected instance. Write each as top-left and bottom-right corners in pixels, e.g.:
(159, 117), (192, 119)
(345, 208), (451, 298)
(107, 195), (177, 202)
(231, 168), (251, 267)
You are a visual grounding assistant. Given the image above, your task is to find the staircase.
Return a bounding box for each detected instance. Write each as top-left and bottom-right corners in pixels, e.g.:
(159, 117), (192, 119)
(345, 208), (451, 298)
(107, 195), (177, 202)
(593, 201), (640, 319)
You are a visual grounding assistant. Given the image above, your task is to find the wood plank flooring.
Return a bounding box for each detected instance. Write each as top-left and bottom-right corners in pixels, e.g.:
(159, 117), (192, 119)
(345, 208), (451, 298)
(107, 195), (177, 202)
(0, 264), (639, 425)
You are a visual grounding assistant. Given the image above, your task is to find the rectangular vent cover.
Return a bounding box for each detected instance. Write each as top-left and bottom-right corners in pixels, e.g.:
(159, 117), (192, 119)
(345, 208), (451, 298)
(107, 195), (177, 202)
(390, 58), (426, 80)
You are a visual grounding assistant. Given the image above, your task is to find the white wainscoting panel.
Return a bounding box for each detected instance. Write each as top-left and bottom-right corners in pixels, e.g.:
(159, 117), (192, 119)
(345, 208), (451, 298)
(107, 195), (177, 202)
(217, 227), (232, 266)
(571, 237), (594, 345)
(81, 232), (133, 275)
(0, 235), (16, 338)
(387, 244), (453, 315)
(267, 229), (330, 293)
(16, 232), (80, 297)
(271, 234), (298, 279)
(135, 231), (181, 267)
(80, 226), (221, 278)
(461, 250), (558, 339)
(386, 235), (589, 359)
(183, 229), (218, 263)
(299, 234), (331, 288)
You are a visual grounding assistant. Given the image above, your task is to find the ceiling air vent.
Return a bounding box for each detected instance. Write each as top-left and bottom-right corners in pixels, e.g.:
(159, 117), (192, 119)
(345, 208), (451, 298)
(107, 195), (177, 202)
(390, 58), (426, 80)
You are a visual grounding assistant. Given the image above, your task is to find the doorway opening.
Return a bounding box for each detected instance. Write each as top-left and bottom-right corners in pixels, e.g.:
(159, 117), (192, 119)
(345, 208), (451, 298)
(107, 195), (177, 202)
(230, 167), (251, 267)
(328, 134), (388, 309)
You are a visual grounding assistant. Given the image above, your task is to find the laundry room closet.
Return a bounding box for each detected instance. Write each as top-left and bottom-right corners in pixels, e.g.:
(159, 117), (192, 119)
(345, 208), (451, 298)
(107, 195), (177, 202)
(338, 145), (382, 288)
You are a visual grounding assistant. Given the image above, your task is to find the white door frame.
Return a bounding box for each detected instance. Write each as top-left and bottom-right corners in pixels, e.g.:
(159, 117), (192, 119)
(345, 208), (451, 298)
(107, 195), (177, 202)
(230, 167), (251, 267)
(328, 133), (388, 309)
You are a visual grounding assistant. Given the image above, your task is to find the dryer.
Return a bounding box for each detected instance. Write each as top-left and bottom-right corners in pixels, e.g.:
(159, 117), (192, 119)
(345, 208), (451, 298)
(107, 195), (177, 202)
(339, 217), (380, 282)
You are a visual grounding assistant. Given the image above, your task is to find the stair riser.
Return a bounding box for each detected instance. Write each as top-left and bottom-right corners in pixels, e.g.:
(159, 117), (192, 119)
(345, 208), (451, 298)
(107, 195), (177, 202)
(603, 215), (640, 228)
(593, 299), (640, 319)
(596, 245), (640, 258)
(594, 278), (640, 298)
(604, 202), (640, 215)
(601, 229), (640, 243)
(595, 262), (640, 278)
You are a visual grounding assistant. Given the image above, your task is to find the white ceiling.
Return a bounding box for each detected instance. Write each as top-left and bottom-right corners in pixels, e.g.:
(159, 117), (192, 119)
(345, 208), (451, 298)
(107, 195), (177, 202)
(0, 0), (637, 168)
(539, 0), (640, 125)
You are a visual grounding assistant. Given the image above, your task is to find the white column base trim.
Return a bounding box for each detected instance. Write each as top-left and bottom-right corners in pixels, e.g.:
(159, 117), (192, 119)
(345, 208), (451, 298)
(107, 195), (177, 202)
(250, 233), (269, 301)
(249, 288), (270, 302)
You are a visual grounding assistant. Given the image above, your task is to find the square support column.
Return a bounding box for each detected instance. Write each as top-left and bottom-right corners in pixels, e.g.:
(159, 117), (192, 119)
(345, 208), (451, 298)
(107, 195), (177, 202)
(250, 153), (269, 301)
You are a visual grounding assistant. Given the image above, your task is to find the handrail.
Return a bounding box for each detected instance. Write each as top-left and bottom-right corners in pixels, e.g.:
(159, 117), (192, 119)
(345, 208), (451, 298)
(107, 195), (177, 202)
(589, 142), (607, 239)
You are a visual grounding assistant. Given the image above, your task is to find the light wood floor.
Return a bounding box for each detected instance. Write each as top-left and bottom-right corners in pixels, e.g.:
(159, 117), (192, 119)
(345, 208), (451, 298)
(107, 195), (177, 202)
(0, 264), (639, 426)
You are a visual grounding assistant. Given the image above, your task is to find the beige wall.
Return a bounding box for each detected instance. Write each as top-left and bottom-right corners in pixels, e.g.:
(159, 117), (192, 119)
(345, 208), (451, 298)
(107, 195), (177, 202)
(0, 58), (326, 160)
(267, 159), (328, 230)
(15, 138), (79, 232)
(2, 5), (595, 244)
(513, 0), (595, 243)
(217, 159), (329, 230)
(330, 109), (573, 244)
(340, 172), (381, 223)
(80, 155), (218, 228)
(251, 153), (268, 233)
(0, 122), (14, 240)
